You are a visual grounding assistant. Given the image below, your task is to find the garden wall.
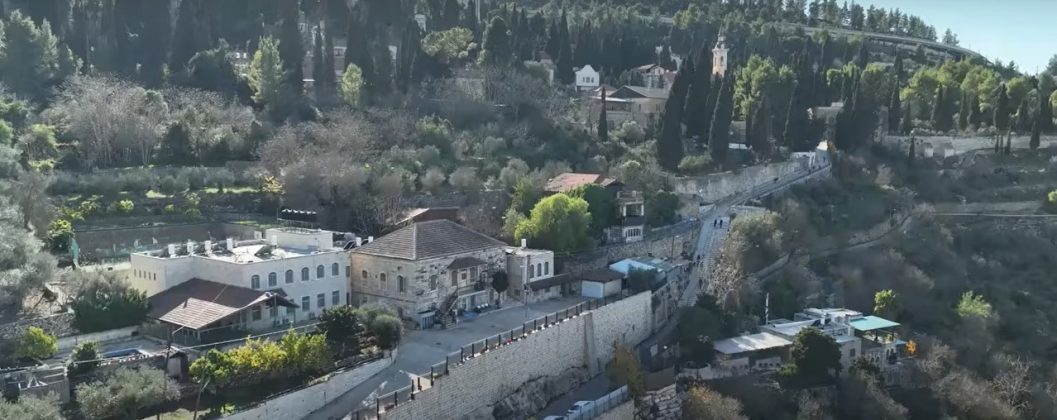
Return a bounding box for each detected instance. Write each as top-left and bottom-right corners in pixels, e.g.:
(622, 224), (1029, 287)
(672, 160), (809, 203)
(222, 355), (394, 420)
(55, 325), (138, 352)
(0, 313), (77, 341)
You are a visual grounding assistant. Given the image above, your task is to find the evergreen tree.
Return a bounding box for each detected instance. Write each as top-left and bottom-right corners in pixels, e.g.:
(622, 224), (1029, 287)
(1040, 84), (1055, 133)
(893, 53), (904, 85)
(370, 38), (393, 98)
(855, 40), (869, 69)
(396, 16), (423, 93)
(1031, 116), (1041, 150)
(0, 11), (79, 100)
(657, 58), (695, 170)
(685, 49), (714, 140)
(481, 16), (512, 67)
(958, 88), (969, 131)
(888, 89), (901, 132)
(709, 73), (736, 163)
(968, 95), (982, 127)
(278, 1), (305, 93)
(312, 26), (327, 101)
(994, 84), (1011, 132)
(598, 87), (609, 143)
(1015, 98), (1032, 133)
(784, 83), (811, 151)
(442, 0), (461, 30)
(322, 27), (337, 90)
(931, 86), (953, 132)
(169, 0), (204, 76)
(463, 1), (480, 40)
(157, 121), (195, 165)
(900, 102), (913, 135)
(749, 97), (771, 157)
(907, 137), (915, 166)
(545, 19), (560, 59)
(1004, 131), (1012, 154)
(138, 0), (172, 87)
(555, 11), (573, 84)
(345, 11), (375, 99)
(247, 36), (286, 119)
(658, 45), (676, 71)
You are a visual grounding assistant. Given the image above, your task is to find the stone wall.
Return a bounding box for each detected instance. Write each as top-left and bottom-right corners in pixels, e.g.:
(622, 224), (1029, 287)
(672, 160), (809, 203)
(222, 355), (393, 420)
(379, 292), (654, 420)
(634, 384), (680, 420)
(0, 313), (77, 342)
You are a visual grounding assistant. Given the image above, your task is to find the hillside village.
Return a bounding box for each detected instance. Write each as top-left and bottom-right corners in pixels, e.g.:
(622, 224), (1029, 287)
(3, 1), (1057, 420)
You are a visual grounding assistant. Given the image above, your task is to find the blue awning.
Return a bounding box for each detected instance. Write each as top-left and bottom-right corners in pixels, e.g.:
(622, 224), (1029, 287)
(849, 315), (900, 332)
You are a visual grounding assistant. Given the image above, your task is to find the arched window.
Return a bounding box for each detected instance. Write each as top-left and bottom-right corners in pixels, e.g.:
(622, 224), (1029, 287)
(332, 263), (339, 276)
(285, 270), (294, 284)
(301, 267), (310, 282)
(268, 272), (277, 287)
(251, 275), (260, 289)
(317, 265), (325, 279)
(529, 264), (535, 278)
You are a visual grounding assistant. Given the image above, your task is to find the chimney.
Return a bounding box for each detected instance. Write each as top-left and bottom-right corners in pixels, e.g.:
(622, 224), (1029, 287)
(367, 236), (374, 243)
(167, 244), (176, 257)
(204, 240), (212, 254)
(226, 238), (235, 250)
(355, 237), (363, 247)
(269, 235), (278, 247)
(521, 238), (527, 248)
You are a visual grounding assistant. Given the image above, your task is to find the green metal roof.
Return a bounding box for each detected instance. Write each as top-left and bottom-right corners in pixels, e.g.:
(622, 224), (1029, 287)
(849, 316), (900, 332)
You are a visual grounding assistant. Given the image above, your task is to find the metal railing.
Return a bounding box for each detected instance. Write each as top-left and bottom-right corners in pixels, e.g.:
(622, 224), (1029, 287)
(353, 295), (637, 419)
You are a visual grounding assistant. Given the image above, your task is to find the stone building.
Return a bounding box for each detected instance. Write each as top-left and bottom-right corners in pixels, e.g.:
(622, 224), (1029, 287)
(350, 220), (511, 328)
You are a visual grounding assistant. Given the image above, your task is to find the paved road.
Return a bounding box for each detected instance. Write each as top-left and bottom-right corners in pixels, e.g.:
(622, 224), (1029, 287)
(304, 297), (586, 420)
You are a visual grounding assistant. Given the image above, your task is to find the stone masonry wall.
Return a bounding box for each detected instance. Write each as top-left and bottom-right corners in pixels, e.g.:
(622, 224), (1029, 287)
(0, 313), (77, 342)
(634, 384), (680, 420)
(672, 160), (808, 203)
(380, 292), (654, 420)
(596, 400), (635, 420)
(559, 220), (700, 278)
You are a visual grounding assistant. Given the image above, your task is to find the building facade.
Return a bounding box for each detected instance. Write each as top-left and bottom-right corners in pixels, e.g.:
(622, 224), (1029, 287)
(575, 65), (601, 92)
(129, 228), (353, 339)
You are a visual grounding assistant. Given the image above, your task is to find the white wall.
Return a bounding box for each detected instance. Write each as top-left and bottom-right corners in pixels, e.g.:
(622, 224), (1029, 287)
(222, 355), (393, 420)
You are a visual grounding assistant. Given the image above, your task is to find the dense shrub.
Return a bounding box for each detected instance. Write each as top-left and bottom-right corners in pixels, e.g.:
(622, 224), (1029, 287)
(69, 271), (149, 333)
(16, 327), (57, 360)
(189, 331), (332, 391)
(76, 367), (179, 420)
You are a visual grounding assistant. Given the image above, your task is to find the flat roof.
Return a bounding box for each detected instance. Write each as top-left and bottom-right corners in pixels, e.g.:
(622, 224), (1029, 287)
(849, 316), (900, 332)
(713, 332), (792, 355)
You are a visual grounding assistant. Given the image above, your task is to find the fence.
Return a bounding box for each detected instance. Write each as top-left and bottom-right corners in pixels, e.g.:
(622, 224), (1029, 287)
(567, 385), (630, 420)
(350, 296), (634, 419)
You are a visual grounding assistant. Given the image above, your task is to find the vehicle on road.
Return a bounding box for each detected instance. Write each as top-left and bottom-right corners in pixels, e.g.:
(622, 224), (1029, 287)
(567, 401), (595, 416)
(542, 416), (567, 420)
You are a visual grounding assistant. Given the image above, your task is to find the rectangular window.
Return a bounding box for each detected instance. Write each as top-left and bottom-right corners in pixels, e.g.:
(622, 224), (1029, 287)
(529, 264), (535, 278)
(346, 266), (351, 278)
(251, 275), (260, 289)
(332, 291), (340, 306)
(850, 349), (856, 358)
(398, 276), (406, 293)
(460, 270), (468, 281)
(251, 305), (261, 321)
(301, 296), (310, 312)
(317, 293), (325, 309)
(451, 271), (458, 287)
(544, 262), (549, 275)
(469, 267), (477, 281)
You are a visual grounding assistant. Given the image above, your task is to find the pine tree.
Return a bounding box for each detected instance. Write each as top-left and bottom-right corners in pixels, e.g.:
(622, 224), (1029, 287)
(481, 16), (512, 67)
(278, 1), (304, 93)
(684, 49), (714, 140)
(657, 58), (695, 170)
(994, 84), (1010, 132)
(598, 87), (609, 143)
(312, 27), (327, 101)
(1031, 116), (1041, 150)
(709, 73), (736, 163)
(138, 0), (172, 87)
(900, 102), (913, 135)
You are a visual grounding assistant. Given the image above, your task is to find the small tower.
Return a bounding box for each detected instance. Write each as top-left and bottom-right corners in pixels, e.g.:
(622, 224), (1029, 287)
(712, 36), (729, 77)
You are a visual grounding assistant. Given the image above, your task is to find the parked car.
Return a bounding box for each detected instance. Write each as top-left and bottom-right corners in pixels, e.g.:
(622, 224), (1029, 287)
(567, 400), (595, 416)
(542, 416), (567, 420)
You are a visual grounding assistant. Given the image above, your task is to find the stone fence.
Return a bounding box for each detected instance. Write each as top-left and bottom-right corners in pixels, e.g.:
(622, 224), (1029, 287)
(357, 292), (654, 420)
(0, 313), (77, 342)
(672, 160), (810, 204)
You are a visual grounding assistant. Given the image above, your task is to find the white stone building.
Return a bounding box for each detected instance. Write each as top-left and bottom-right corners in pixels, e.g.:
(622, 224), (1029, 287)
(575, 65), (601, 92)
(129, 228), (353, 340)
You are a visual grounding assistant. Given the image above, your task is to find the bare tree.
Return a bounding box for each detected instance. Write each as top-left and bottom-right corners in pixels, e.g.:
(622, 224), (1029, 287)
(991, 354), (1035, 415)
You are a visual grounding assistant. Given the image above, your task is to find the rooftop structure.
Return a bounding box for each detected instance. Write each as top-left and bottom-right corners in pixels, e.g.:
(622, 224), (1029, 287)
(713, 332), (792, 355)
(147, 278), (296, 331)
(352, 219), (506, 261)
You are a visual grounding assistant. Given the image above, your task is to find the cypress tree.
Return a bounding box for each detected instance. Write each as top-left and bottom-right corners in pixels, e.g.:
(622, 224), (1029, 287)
(907, 137), (915, 166)
(784, 84), (810, 151)
(958, 88), (969, 131)
(1004, 131), (1012, 155)
(442, 0), (461, 30)
(899, 102), (913, 135)
(1015, 99), (1032, 133)
(685, 49), (714, 140)
(598, 87), (609, 142)
(545, 19), (560, 59)
(968, 95), (982, 127)
(170, 0), (203, 76)
(396, 16), (423, 93)
(888, 88), (901, 132)
(658, 45), (676, 71)
(463, 0), (480, 40)
(139, 0), (172, 87)
(278, 1), (304, 93)
(1040, 85), (1055, 133)
(481, 16), (512, 67)
(932, 86), (953, 133)
(855, 40), (869, 69)
(312, 27), (327, 101)
(370, 38), (393, 98)
(555, 10), (573, 84)
(1031, 117), (1041, 150)
(994, 84), (1010, 132)
(657, 58), (695, 170)
(750, 97), (771, 157)
(323, 27), (336, 89)
(709, 73), (736, 163)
